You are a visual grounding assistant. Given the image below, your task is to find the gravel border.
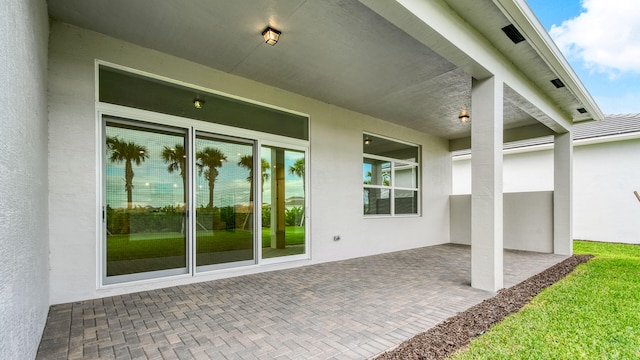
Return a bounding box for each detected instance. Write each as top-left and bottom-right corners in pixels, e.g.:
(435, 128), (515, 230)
(374, 254), (594, 360)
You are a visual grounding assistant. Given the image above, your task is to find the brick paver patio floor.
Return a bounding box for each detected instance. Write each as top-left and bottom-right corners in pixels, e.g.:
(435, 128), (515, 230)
(36, 244), (567, 359)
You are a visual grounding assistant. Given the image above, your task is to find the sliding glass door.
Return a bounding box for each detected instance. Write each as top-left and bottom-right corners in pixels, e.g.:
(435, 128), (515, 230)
(261, 145), (306, 260)
(104, 118), (189, 283)
(195, 133), (255, 270)
(103, 117), (308, 284)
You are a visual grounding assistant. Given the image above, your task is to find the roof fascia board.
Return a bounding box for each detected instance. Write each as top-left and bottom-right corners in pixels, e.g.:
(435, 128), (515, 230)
(361, 0), (573, 132)
(576, 132), (640, 146)
(493, 0), (604, 122)
(452, 131), (640, 159)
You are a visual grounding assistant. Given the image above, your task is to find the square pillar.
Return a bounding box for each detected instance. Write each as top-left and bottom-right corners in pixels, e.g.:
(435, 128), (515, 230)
(554, 131), (573, 255)
(471, 76), (503, 292)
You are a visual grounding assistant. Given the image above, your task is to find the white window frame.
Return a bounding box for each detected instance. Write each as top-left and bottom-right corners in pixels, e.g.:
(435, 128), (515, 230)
(363, 133), (420, 217)
(95, 61), (310, 288)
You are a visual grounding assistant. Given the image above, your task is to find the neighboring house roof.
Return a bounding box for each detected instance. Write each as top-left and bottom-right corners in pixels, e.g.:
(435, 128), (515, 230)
(572, 113), (640, 140)
(453, 114), (640, 156)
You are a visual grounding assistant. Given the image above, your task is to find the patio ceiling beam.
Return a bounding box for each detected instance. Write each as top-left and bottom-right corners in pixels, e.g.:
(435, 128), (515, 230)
(449, 123), (555, 152)
(359, 0), (586, 133)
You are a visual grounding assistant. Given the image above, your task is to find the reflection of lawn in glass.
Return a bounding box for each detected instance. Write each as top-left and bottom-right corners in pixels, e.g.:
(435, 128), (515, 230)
(107, 226), (304, 261)
(261, 226), (305, 247)
(261, 226), (305, 259)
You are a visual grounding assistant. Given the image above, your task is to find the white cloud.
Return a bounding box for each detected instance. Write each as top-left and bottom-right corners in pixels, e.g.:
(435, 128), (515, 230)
(549, 0), (640, 77)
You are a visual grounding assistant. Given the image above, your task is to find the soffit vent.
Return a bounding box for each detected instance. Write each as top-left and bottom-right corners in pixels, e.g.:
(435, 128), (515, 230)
(551, 78), (565, 88)
(501, 24), (525, 44)
(577, 108), (588, 114)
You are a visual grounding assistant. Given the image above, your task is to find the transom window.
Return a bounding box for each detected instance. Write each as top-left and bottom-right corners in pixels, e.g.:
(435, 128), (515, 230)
(363, 134), (420, 216)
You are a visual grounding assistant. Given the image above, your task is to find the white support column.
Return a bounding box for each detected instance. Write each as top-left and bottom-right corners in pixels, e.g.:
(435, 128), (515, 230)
(471, 76), (504, 292)
(554, 131), (573, 255)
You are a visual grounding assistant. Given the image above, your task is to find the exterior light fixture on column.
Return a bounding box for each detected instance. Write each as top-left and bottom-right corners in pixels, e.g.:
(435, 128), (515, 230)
(458, 108), (470, 123)
(193, 99), (205, 109)
(262, 26), (281, 45)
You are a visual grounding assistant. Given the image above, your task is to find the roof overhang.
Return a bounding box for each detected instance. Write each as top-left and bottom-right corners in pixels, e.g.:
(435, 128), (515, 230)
(493, 0), (604, 123)
(46, 0), (603, 145)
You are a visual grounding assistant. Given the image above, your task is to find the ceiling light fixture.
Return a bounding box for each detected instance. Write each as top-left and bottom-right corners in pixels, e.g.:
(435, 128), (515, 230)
(458, 108), (470, 123)
(364, 138), (372, 145)
(193, 99), (205, 109)
(262, 26), (281, 46)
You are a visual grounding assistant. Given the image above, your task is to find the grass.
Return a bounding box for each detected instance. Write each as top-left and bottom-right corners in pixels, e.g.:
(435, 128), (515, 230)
(107, 226), (305, 261)
(451, 240), (640, 359)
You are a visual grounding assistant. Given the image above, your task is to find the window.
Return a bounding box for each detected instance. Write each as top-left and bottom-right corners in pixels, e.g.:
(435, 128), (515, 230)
(99, 65), (308, 140)
(363, 134), (419, 216)
(99, 63), (309, 285)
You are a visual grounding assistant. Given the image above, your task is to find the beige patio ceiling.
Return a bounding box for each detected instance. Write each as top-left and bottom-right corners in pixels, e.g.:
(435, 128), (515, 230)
(47, 0), (602, 142)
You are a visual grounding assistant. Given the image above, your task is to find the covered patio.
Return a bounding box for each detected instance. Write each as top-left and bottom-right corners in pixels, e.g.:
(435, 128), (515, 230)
(1, 1), (605, 358)
(37, 244), (566, 359)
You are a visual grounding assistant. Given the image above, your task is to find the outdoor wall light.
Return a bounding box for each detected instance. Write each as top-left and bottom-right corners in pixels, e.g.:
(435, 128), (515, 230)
(193, 99), (205, 109)
(458, 108), (470, 123)
(262, 26), (281, 45)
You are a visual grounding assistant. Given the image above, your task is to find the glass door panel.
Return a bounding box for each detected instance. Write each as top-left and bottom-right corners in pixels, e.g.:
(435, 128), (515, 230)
(104, 119), (188, 282)
(261, 146), (306, 259)
(195, 134), (254, 269)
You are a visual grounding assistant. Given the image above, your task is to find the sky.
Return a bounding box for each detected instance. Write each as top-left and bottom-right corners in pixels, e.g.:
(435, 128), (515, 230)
(526, 0), (640, 115)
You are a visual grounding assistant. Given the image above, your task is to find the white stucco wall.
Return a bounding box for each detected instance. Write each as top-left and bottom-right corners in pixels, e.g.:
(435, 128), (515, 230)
(450, 192), (553, 253)
(0, 0), (50, 359)
(452, 149), (555, 194)
(452, 138), (640, 244)
(48, 22), (452, 304)
(573, 140), (640, 243)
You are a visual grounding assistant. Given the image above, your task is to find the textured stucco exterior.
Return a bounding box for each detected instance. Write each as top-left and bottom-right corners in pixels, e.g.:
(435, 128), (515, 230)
(573, 139), (640, 243)
(453, 138), (640, 244)
(48, 22), (452, 304)
(0, 0), (50, 358)
(0, 0), (604, 356)
(453, 150), (555, 194)
(450, 192), (554, 253)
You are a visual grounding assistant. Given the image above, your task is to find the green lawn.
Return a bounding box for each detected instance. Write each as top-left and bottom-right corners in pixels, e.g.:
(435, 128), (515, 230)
(107, 226), (305, 261)
(451, 240), (640, 359)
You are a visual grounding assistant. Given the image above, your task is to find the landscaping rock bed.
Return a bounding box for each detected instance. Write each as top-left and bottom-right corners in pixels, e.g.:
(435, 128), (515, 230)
(374, 254), (594, 360)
